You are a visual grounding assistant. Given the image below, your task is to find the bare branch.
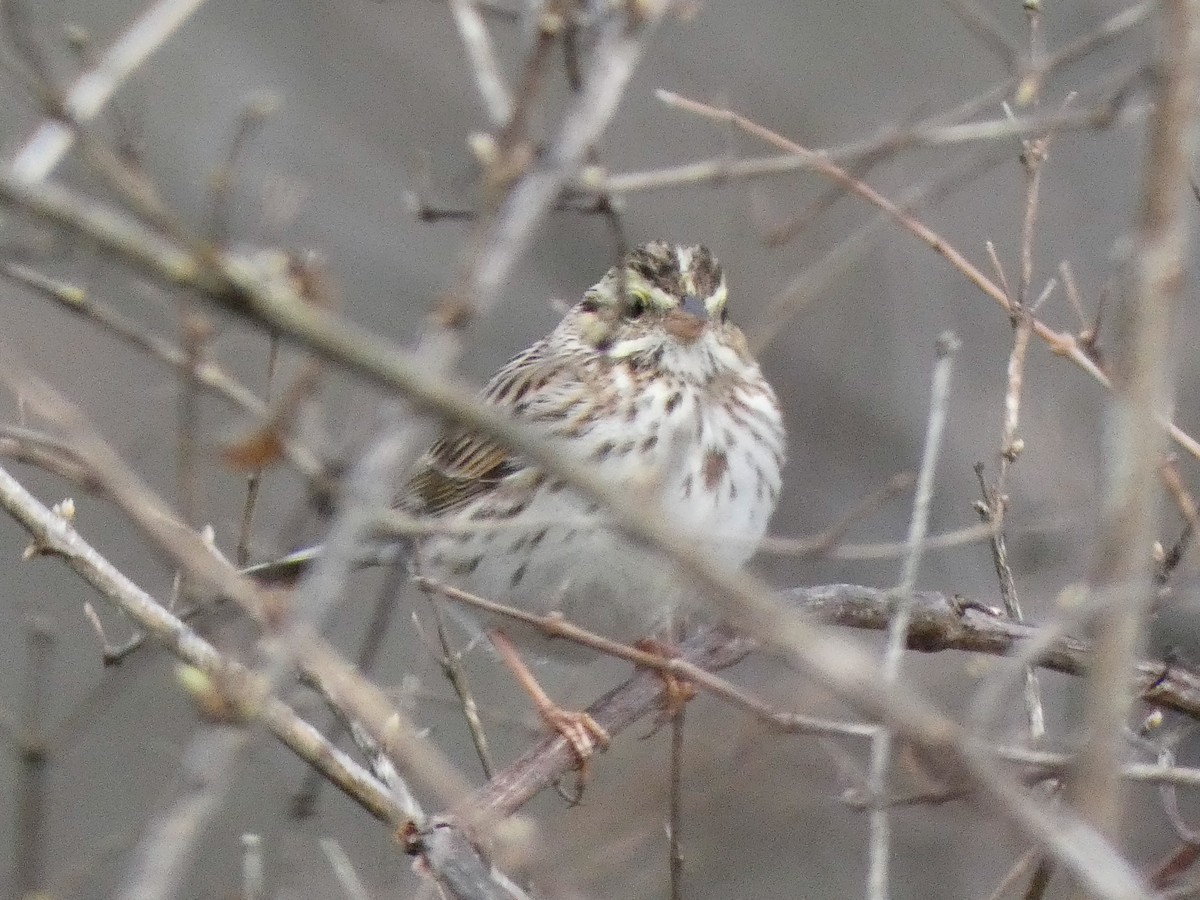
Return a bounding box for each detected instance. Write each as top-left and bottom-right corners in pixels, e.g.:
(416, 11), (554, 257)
(13, 618), (52, 896)
(1070, 0), (1200, 847)
(867, 334), (958, 900)
(941, 0), (1020, 70)
(431, 0), (670, 351)
(0, 174), (1163, 893)
(597, 93), (1130, 195)
(114, 726), (249, 900)
(449, 0), (512, 127)
(319, 838), (375, 900)
(8, 0), (211, 183)
(0, 460), (406, 823)
(625, 90), (1200, 478)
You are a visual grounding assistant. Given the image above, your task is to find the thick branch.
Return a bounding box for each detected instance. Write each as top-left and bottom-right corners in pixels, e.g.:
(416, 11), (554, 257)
(1072, 0), (1200, 847)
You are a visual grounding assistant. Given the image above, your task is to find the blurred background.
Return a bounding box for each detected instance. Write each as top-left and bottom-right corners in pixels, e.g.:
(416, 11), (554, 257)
(0, 0), (1190, 896)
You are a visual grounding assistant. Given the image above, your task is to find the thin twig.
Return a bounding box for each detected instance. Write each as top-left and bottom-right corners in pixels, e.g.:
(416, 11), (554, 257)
(1155, 734), (1200, 845)
(668, 702), (685, 900)
(0, 422), (103, 488)
(758, 472), (914, 557)
(291, 563), (410, 818)
(1058, 260), (1089, 331)
(13, 617), (53, 897)
(0, 465), (406, 813)
(429, 0), (669, 354)
(449, 0), (512, 127)
(764, 517), (1065, 560)
(866, 334), (959, 900)
(750, 147), (1014, 352)
(633, 90), (1200, 476)
(206, 91), (277, 246)
(447, 614), (1159, 900)
(1013, 10), (1054, 891)
(1159, 458), (1200, 569)
(977, 12), (1055, 746)
(0, 449), (467, 816)
(3, 0), (194, 245)
(0, 176), (1163, 896)
(415, 576), (874, 740)
(235, 335), (279, 568)
(7, 0), (210, 183)
(320, 838), (375, 900)
(942, 0), (1020, 70)
(0, 260), (325, 483)
(63, 24), (143, 165)
(420, 586), (497, 779)
(653, 90), (1112, 382)
(595, 91), (1130, 195)
(176, 309), (208, 527)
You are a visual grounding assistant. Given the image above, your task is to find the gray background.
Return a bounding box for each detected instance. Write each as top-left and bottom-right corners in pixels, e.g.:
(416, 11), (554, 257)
(0, 0), (1188, 897)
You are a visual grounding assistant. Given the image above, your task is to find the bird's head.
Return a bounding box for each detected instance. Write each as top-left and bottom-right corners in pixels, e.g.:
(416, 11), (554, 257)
(570, 241), (748, 378)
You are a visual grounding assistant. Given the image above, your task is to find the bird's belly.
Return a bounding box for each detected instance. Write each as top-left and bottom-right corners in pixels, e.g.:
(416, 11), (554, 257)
(416, 490), (689, 660)
(418, 472), (776, 661)
(654, 405), (783, 572)
(416, 389), (783, 660)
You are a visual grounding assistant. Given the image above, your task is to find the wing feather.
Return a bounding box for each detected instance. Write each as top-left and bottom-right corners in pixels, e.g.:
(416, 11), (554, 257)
(400, 340), (573, 517)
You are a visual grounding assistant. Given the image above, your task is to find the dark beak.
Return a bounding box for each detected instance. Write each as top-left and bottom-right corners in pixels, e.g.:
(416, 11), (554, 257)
(679, 293), (707, 319)
(664, 295), (707, 343)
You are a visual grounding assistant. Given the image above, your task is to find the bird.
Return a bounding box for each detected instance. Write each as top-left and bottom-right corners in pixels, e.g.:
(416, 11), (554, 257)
(249, 241), (786, 760)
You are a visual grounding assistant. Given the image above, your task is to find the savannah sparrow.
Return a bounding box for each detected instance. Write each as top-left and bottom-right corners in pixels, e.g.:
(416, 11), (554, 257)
(253, 241), (786, 755)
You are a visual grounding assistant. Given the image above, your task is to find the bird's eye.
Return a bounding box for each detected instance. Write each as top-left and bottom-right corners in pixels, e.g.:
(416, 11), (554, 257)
(626, 290), (650, 319)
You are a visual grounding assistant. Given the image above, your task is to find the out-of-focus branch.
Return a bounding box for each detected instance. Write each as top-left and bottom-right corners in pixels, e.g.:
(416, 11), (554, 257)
(418, 579), (1200, 894)
(0, 262), (326, 485)
(427, 0), (669, 356)
(867, 334), (958, 900)
(113, 725), (248, 900)
(646, 89), (1200, 473)
(13, 618), (52, 896)
(0, 458), (524, 900)
(942, 0), (1020, 70)
(0, 174), (1160, 896)
(0, 460), (406, 824)
(1070, 0), (1200, 853)
(8, 0), (211, 183)
(436, 591), (1178, 898)
(1, 433), (1188, 897)
(598, 96), (1129, 195)
(3, 368), (478, 809)
(0, 424), (100, 489)
(0, 262), (254, 409)
(449, 0), (512, 127)
(655, 91), (1112, 380)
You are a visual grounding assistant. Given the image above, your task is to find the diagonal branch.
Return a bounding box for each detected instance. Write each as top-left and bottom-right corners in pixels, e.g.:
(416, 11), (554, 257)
(7, 0), (210, 183)
(0, 174), (1161, 896)
(0, 460), (406, 823)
